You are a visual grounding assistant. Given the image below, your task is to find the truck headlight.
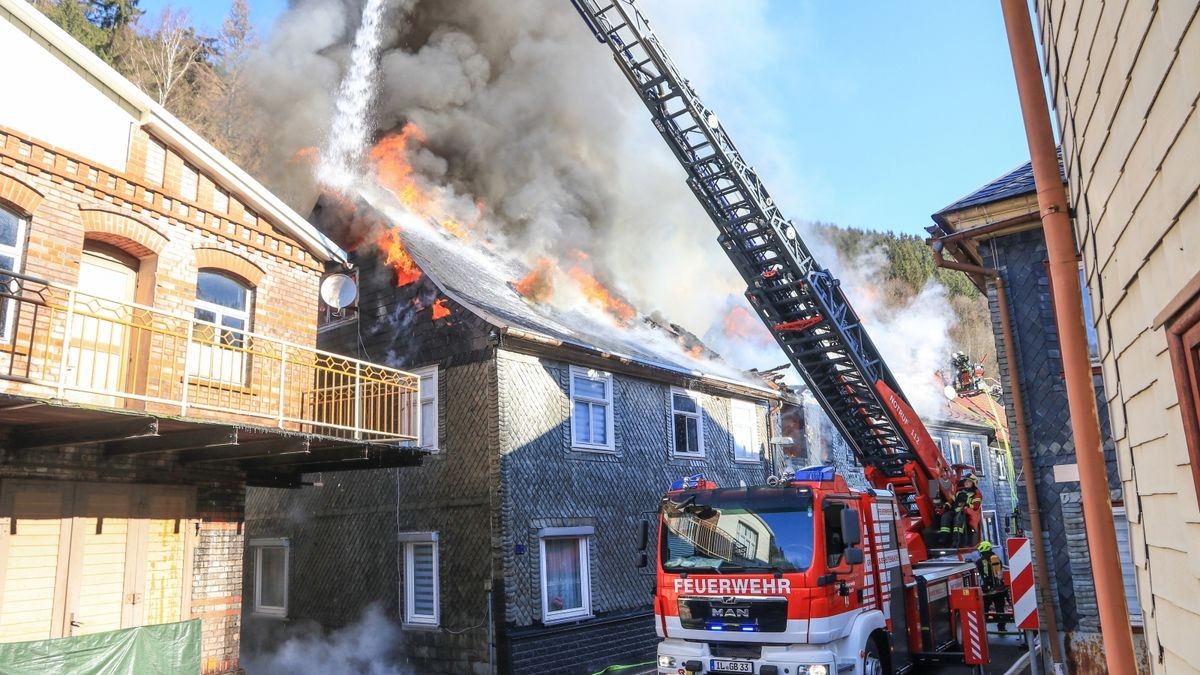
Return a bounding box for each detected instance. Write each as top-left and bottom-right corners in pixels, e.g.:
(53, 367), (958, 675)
(657, 655), (676, 668)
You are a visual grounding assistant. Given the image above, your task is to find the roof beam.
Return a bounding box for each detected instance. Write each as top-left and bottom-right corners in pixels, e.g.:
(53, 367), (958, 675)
(240, 445), (373, 468)
(8, 416), (158, 451)
(180, 437), (310, 463)
(105, 427), (239, 457)
(248, 448), (423, 474)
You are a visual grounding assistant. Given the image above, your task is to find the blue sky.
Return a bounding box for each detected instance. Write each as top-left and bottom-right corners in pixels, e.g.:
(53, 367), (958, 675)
(139, 0), (1031, 237)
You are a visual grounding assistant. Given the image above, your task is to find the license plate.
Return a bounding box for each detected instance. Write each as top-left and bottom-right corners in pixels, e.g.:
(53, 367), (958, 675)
(710, 660), (754, 673)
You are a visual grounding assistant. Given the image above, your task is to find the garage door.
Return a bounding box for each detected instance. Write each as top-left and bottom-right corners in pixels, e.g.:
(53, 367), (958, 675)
(0, 481), (195, 642)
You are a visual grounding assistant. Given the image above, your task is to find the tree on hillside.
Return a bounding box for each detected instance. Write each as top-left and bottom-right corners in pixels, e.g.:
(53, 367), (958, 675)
(127, 6), (216, 113)
(194, 0), (268, 175)
(34, 0), (141, 68)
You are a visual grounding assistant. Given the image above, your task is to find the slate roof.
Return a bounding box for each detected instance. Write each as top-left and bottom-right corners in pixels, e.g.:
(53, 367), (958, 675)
(934, 148), (1064, 217)
(944, 392), (1009, 444)
(395, 218), (776, 395)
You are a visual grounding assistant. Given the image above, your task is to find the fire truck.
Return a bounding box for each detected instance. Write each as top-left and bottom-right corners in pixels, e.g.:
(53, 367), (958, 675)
(569, 2), (997, 673)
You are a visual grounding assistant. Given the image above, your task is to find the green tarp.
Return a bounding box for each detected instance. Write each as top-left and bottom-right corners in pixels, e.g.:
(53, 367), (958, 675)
(0, 619), (201, 675)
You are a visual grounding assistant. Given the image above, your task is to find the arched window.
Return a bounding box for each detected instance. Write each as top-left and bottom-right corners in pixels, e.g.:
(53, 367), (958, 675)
(0, 205), (28, 341)
(190, 270), (253, 384)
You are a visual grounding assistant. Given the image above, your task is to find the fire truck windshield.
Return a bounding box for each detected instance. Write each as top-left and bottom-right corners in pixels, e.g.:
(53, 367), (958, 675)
(660, 488), (815, 573)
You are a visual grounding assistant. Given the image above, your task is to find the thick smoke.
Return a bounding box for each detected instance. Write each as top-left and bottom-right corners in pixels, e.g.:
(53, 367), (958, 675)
(243, 604), (409, 675)
(247, 0), (954, 414)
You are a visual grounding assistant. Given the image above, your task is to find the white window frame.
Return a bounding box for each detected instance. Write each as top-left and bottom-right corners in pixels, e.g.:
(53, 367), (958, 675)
(414, 364), (439, 451)
(399, 532), (440, 627)
(538, 527), (593, 624)
(670, 387), (705, 458)
(250, 537), (289, 618)
(0, 206), (28, 343)
(730, 399), (761, 463)
(949, 439), (965, 465)
(995, 449), (1009, 480)
(970, 441), (986, 476)
(1111, 506), (1144, 626)
(934, 436), (945, 454)
(189, 270), (253, 385)
(569, 366), (615, 452)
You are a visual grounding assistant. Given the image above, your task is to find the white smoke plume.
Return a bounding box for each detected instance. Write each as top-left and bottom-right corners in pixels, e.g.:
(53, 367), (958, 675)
(247, 0), (956, 412)
(243, 604), (409, 675)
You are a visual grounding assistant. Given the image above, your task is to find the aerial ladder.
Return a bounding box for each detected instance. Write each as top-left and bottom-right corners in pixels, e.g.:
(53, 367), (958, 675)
(569, 0), (961, 562)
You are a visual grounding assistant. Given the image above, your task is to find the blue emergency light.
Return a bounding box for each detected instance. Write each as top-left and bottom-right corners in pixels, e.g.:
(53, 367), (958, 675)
(793, 465), (836, 482)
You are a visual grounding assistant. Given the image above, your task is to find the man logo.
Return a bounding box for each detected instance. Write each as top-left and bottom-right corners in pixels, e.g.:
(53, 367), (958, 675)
(710, 607), (750, 618)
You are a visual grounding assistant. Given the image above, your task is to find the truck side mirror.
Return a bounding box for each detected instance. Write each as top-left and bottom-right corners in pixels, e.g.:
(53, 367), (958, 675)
(844, 547), (864, 566)
(840, 508), (861, 546)
(637, 519), (650, 552)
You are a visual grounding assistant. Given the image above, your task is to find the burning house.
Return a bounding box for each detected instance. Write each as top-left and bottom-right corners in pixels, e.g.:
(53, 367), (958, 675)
(241, 208), (786, 673)
(0, 3), (422, 671)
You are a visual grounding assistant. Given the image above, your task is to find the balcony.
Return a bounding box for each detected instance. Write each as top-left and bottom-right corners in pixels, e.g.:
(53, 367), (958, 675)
(0, 270), (421, 481)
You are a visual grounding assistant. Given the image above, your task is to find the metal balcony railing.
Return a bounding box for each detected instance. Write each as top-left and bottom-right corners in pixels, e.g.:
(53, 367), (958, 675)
(0, 269), (419, 443)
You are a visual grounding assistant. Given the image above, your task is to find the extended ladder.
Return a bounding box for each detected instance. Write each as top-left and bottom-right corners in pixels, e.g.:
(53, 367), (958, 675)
(570, 0), (954, 508)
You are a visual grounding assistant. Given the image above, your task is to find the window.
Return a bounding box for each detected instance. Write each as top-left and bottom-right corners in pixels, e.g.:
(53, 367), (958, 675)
(190, 270), (253, 384)
(934, 436), (945, 454)
(995, 449), (1009, 481)
(671, 388), (704, 457)
(1111, 507), (1143, 626)
(180, 164), (198, 201)
(735, 521), (759, 557)
(948, 439), (964, 465)
(539, 527), (592, 623)
(0, 206), (27, 341)
(1162, 287), (1200, 507)
(970, 441), (985, 476)
(400, 533), (439, 626)
(730, 399), (761, 463)
(251, 538), (288, 617)
(570, 366), (614, 451)
(414, 365), (439, 451)
(144, 137), (166, 186)
(1079, 263), (1101, 363)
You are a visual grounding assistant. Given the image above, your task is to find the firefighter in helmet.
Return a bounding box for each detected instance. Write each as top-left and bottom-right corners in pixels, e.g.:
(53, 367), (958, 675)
(938, 470), (982, 547)
(977, 541), (1008, 631)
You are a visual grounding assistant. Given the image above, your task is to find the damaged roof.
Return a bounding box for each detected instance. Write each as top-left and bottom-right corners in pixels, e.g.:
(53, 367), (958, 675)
(396, 224), (778, 396)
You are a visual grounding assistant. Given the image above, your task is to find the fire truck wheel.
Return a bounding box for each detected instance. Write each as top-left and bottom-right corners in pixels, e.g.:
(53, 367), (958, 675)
(863, 631), (891, 675)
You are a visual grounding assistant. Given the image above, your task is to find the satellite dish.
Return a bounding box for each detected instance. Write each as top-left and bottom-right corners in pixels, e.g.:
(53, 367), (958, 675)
(320, 273), (358, 309)
(943, 385), (958, 401)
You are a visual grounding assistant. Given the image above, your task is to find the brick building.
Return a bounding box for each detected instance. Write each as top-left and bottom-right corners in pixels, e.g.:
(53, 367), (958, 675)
(0, 2), (420, 671)
(242, 222), (782, 675)
(929, 158), (1147, 671)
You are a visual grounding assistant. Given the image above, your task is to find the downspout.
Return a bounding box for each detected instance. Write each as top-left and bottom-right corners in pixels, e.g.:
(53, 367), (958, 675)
(930, 247), (1064, 667)
(999, 2), (1138, 673)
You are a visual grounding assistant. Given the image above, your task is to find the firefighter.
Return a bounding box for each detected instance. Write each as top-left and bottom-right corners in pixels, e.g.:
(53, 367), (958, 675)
(977, 541), (1008, 631)
(938, 471), (982, 547)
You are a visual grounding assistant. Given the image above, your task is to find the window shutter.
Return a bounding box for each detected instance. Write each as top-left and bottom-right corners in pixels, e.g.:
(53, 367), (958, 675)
(411, 543), (435, 616)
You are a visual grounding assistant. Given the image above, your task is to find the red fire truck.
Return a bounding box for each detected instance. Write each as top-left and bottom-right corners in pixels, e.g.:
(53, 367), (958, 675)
(568, 1), (997, 673)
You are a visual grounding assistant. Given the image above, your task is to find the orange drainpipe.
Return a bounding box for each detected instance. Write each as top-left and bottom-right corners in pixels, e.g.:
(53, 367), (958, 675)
(998, 1), (1138, 673)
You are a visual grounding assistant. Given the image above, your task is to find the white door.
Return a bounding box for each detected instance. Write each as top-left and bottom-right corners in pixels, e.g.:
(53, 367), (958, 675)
(68, 246), (138, 405)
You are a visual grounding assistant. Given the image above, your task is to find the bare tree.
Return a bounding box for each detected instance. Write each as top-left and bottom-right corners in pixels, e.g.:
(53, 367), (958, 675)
(196, 0), (267, 174)
(128, 6), (207, 107)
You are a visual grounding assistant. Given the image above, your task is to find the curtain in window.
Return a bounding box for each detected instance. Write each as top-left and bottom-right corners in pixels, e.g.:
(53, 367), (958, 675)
(544, 538), (582, 612)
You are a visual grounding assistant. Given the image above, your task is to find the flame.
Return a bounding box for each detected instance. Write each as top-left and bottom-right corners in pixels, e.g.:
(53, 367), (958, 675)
(514, 258), (555, 303)
(290, 146), (319, 165)
(687, 344), (704, 359)
(369, 123), (431, 214)
(567, 266), (636, 325)
(376, 228), (422, 286)
(442, 218), (469, 240)
(432, 297), (451, 321)
(722, 306), (773, 347)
